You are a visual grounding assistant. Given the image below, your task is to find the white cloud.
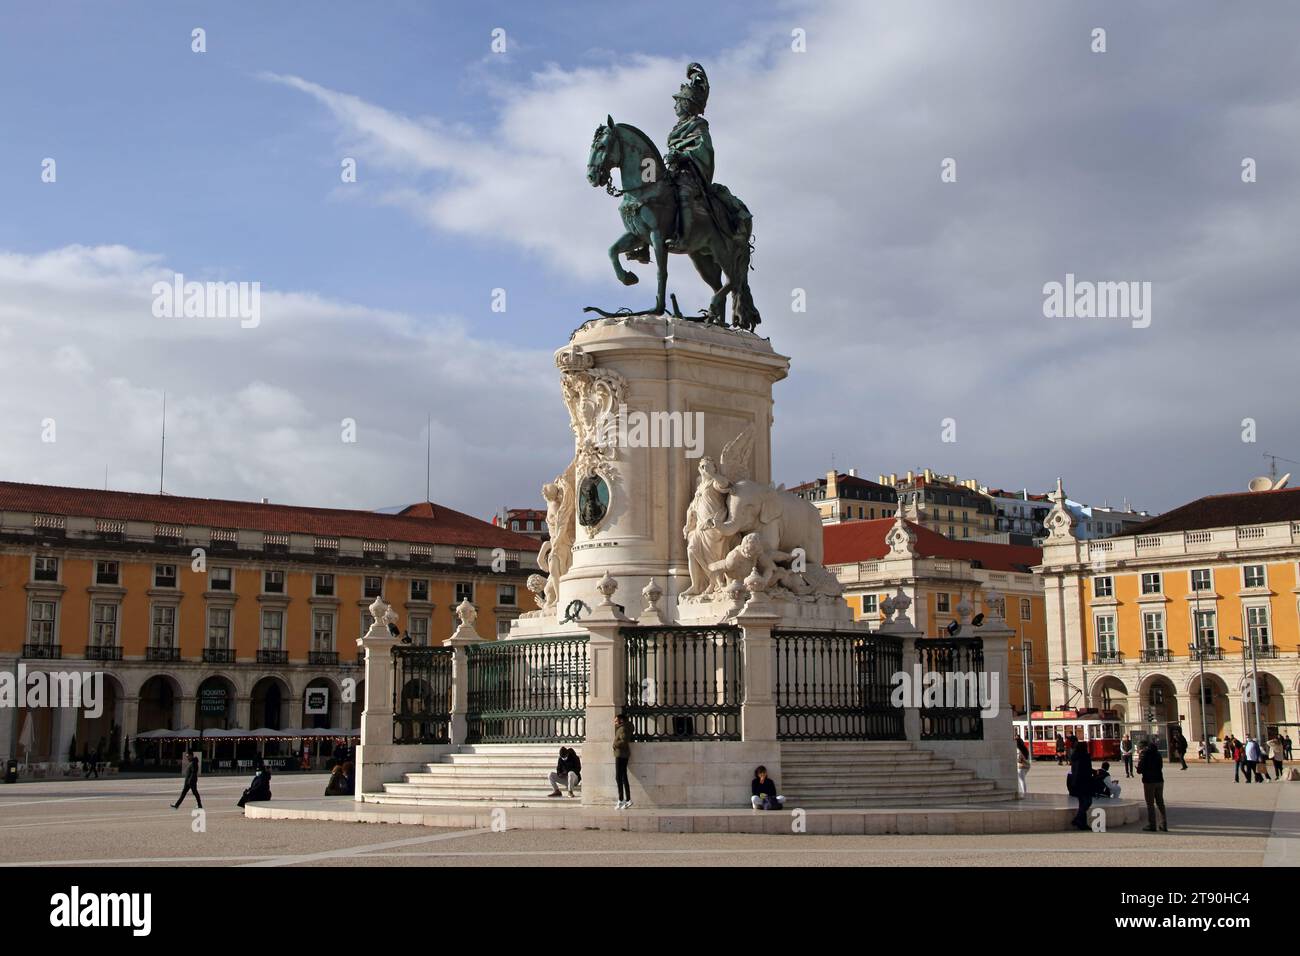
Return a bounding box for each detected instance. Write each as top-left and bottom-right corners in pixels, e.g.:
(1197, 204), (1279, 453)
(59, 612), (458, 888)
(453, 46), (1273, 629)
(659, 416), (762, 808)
(262, 1), (1300, 509)
(0, 245), (567, 514)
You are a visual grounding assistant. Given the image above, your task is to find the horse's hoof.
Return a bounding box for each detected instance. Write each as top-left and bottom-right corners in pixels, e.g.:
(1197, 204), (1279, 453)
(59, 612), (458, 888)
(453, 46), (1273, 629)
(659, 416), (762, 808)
(620, 273), (639, 286)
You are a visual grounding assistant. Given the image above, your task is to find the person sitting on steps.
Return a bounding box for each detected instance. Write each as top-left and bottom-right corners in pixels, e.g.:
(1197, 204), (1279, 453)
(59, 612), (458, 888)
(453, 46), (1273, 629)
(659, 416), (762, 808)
(548, 746), (582, 798)
(750, 765), (785, 810)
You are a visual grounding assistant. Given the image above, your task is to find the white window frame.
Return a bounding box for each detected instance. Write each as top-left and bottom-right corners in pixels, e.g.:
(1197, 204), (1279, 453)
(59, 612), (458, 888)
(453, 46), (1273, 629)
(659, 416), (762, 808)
(210, 566), (233, 591)
(936, 593), (950, 613)
(263, 569), (285, 594)
(29, 600), (57, 645)
(455, 581), (474, 605)
(409, 615), (430, 646)
(497, 585), (517, 607)
(91, 602), (119, 647)
(151, 604), (177, 647)
(1093, 576), (1114, 598)
(497, 618), (512, 638)
(154, 563), (177, 589)
(1193, 608), (1217, 648)
(364, 575), (384, 599)
(261, 609), (284, 650)
(1140, 572), (1162, 595)
(1095, 615), (1117, 655)
(33, 555), (60, 583)
(1245, 604), (1271, 647)
(96, 559), (120, 586)
(207, 606), (232, 648)
(410, 578), (429, 602)
(1190, 568), (1212, 592)
(312, 610), (335, 651)
(314, 573), (335, 597)
(1142, 610), (1166, 650)
(862, 594), (878, 615)
(1243, 564), (1266, 589)
(1020, 598), (1032, 620)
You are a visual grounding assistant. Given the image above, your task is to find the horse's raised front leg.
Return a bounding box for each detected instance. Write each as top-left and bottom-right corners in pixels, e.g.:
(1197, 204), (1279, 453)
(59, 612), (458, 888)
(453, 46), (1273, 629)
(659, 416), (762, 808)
(609, 232), (643, 286)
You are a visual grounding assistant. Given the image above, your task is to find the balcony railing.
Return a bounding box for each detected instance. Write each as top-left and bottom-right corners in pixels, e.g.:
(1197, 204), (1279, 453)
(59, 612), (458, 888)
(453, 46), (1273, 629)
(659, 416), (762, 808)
(1092, 651), (1124, 665)
(203, 647), (235, 663)
(257, 649), (288, 664)
(309, 650), (339, 665)
(1248, 645), (1278, 660)
(22, 643), (61, 659)
(146, 646), (181, 662)
(1188, 646), (1224, 660)
(85, 644), (122, 661)
(1140, 647), (1171, 663)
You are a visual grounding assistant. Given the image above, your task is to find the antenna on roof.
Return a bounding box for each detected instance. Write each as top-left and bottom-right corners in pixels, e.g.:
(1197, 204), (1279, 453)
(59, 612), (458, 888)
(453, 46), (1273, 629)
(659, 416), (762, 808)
(104, 464), (108, 491)
(158, 391), (167, 495)
(425, 413), (432, 503)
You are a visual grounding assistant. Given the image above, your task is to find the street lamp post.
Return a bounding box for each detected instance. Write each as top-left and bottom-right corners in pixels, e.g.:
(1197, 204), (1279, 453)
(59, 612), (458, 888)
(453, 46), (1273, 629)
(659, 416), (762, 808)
(1188, 639), (1211, 762)
(1228, 635), (1264, 741)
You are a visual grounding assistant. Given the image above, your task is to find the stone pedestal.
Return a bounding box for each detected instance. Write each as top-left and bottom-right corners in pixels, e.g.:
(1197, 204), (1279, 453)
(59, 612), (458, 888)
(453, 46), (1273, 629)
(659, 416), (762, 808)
(446, 620), (486, 747)
(554, 316), (789, 623)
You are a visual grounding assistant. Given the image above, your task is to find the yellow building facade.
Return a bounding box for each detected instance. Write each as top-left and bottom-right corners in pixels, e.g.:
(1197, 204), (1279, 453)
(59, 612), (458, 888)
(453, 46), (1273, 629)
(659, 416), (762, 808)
(0, 482), (537, 767)
(1039, 481), (1300, 747)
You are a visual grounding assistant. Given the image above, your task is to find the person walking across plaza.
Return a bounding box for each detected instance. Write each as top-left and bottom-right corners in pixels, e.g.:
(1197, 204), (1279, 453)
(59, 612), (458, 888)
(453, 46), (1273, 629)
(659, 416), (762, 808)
(1055, 732), (1066, 765)
(613, 713), (633, 809)
(1285, 734), (1293, 761)
(1244, 736), (1264, 782)
(1120, 734), (1135, 778)
(1172, 730), (1189, 771)
(1136, 738), (1167, 831)
(171, 751), (202, 810)
(1230, 736), (1245, 783)
(1267, 735), (1285, 781)
(1069, 740), (1094, 831)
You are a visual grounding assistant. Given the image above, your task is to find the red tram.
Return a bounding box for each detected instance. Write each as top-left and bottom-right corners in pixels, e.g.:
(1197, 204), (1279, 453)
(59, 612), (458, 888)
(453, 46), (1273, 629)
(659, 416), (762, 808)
(1013, 709), (1123, 760)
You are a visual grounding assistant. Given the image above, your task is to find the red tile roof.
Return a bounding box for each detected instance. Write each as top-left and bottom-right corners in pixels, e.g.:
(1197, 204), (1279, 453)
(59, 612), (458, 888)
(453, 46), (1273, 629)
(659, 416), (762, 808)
(788, 472), (896, 495)
(0, 481), (538, 551)
(1116, 487), (1300, 536)
(823, 518), (1042, 573)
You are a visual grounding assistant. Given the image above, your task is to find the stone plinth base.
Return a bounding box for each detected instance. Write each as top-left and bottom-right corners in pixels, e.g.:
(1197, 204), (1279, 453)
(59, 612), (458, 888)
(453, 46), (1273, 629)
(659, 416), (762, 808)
(247, 792), (1142, 834)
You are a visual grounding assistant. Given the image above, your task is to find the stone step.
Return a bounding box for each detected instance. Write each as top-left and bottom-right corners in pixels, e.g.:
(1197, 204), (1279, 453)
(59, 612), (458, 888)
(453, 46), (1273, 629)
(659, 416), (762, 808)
(781, 754), (958, 769)
(433, 756), (575, 769)
(785, 780), (997, 796)
(794, 790), (1016, 808)
(453, 745), (584, 756)
(774, 764), (972, 780)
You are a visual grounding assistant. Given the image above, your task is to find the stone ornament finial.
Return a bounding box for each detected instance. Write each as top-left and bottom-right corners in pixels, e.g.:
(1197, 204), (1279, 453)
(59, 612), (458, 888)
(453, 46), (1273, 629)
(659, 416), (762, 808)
(891, 586), (913, 625)
(886, 497), (918, 558)
(455, 598), (477, 628)
(638, 577), (666, 625)
(1044, 476), (1078, 542)
(596, 570), (619, 607)
(956, 591), (973, 627)
(984, 588), (1006, 623)
(368, 595), (390, 628)
(880, 594), (896, 623)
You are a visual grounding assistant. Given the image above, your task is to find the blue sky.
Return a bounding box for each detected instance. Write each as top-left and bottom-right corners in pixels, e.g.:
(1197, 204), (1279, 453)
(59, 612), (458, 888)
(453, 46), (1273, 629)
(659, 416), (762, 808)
(0, 1), (764, 347)
(2, 1), (1299, 519)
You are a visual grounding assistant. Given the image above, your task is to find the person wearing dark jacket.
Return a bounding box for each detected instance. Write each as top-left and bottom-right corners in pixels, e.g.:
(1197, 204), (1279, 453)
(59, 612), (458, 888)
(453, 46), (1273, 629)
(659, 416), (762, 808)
(1136, 739), (1167, 831)
(548, 746), (582, 797)
(613, 714), (633, 809)
(1069, 741), (1094, 830)
(171, 751), (202, 809)
(324, 764), (349, 795)
(750, 766), (785, 810)
(238, 764), (272, 808)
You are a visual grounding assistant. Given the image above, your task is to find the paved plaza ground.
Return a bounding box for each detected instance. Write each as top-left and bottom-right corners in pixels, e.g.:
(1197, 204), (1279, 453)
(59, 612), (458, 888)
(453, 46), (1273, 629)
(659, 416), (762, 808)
(0, 762), (1294, 867)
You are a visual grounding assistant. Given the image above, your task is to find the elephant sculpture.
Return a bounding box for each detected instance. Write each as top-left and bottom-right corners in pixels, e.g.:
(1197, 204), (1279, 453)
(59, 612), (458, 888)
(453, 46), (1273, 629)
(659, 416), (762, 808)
(714, 480), (824, 567)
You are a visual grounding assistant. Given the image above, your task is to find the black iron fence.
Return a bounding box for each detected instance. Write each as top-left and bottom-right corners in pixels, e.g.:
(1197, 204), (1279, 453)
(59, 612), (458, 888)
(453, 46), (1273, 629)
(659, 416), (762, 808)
(392, 645), (454, 744)
(917, 638), (985, 740)
(622, 625), (743, 741)
(465, 637), (588, 743)
(774, 629), (904, 740)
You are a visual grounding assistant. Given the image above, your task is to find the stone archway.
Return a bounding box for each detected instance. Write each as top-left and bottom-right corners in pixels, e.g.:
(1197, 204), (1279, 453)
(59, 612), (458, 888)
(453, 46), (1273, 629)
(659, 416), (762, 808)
(75, 672), (125, 762)
(302, 676), (342, 729)
(1090, 675), (1129, 719)
(194, 674), (238, 730)
(137, 674), (182, 732)
(1138, 672), (1181, 746)
(1186, 671), (1230, 745)
(249, 675), (291, 730)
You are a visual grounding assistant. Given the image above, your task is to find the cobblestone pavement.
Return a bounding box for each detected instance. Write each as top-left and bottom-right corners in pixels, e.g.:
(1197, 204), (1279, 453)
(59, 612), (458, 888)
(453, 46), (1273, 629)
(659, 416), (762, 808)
(0, 762), (1293, 867)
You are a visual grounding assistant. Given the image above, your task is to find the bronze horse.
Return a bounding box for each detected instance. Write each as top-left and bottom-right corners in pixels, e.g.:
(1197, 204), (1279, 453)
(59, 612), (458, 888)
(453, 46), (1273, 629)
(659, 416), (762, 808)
(586, 117), (759, 330)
